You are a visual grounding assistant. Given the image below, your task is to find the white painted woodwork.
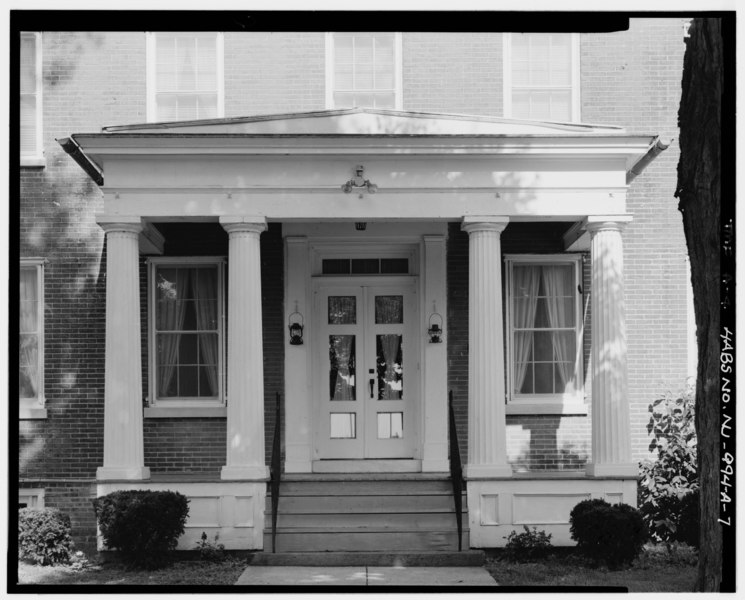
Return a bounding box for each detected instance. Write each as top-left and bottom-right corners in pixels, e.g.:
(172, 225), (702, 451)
(421, 235), (449, 472)
(97, 481), (266, 550)
(96, 216), (150, 480)
(284, 236), (313, 473)
(461, 217), (512, 479)
(219, 217), (269, 481)
(584, 216), (638, 477)
(467, 477), (638, 547)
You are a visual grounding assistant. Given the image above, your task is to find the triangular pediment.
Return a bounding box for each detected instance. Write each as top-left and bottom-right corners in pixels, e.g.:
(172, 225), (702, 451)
(102, 108), (624, 136)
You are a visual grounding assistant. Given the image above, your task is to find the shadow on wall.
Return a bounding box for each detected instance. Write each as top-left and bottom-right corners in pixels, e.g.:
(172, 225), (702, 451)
(508, 417), (589, 472)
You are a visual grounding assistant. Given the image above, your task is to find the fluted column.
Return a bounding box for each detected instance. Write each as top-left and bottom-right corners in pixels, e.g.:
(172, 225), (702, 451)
(96, 216), (150, 480)
(220, 217), (269, 480)
(461, 217), (512, 478)
(585, 215), (637, 477)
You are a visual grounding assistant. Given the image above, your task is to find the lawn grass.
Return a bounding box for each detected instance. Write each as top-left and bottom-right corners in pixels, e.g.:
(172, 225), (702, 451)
(485, 544), (698, 592)
(16, 557), (247, 586)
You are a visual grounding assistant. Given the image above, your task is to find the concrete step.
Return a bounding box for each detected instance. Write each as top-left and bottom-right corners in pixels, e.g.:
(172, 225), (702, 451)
(264, 511), (466, 529)
(248, 550), (484, 567)
(267, 493), (466, 514)
(264, 529), (469, 552)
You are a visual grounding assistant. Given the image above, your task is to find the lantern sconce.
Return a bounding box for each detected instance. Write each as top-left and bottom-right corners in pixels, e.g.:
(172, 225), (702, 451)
(427, 312), (444, 343)
(288, 309), (304, 345)
(341, 164), (378, 195)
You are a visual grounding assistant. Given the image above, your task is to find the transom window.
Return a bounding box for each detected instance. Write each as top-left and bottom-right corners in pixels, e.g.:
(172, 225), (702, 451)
(149, 259), (225, 405)
(20, 32), (43, 163)
(327, 32), (402, 109)
(322, 257), (409, 275)
(504, 33), (580, 122)
(20, 260), (45, 418)
(147, 32), (224, 122)
(505, 255), (584, 407)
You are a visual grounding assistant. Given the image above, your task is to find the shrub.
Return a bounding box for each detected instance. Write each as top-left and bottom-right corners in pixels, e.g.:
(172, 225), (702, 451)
(195, 531), (226, 562)
(676, 489), (700, 549)
(570, 499), (648, 568)
(503, 526), (553, 562)
(638, 385), (698, 544)
(92, 490), (189, 569)
(18, 508), (74, 565)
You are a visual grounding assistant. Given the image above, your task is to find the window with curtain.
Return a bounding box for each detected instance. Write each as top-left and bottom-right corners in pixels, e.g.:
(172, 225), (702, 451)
(20, 263), (43, 404)
(507, 257), (583, 402)
(20, 32), (42, 160)
(151, 261), (223, 403)
(328, 32), (400, 109)
(505, 33), (579, 122)
(148, 32), (223, 122)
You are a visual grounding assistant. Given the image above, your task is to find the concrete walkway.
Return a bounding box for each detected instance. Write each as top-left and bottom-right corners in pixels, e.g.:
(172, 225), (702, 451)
(235, 566), (497, 586)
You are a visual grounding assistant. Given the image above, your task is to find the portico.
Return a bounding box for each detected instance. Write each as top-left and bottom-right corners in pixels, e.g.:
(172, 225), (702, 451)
(61, 108), (663, 549)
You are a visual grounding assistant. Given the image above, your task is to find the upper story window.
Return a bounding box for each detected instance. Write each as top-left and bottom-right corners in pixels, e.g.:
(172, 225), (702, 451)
(20, 260), (45, 419)
(505, 255), (585, 414)
(146, 32), (224, 122)
(503, 33), (580, 122)
(20, 32), (43, 164)
(326, 32), (402, 110)
(149, 258), (225, 406)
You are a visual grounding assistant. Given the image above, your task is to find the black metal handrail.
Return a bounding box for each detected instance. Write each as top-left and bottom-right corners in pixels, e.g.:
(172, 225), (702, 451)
(448, 390), (464, 552)
(269, 392), (281, 553)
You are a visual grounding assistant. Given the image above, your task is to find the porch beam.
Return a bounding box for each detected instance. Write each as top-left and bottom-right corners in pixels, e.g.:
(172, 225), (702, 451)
(584, 215), (637, 477)
(461, 216), (512, 479)
(220, 216), (269, 481)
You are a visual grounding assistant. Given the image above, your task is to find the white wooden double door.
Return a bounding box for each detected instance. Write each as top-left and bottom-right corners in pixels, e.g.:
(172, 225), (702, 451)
(314, 278), (419, 460)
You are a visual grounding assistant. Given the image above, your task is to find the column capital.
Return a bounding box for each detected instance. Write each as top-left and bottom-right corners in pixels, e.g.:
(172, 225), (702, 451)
(585, 215), (633, 234)
(220, 216), (267, 235)
(96, 215), (143, 235)
(461, 216), (510, 235)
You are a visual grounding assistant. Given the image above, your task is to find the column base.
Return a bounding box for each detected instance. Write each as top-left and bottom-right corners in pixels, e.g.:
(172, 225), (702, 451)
(465, 463), (513, 479)
(221, 465), (270, 481)
(585, 462), (639, 478)
(96, 466), (151, 481)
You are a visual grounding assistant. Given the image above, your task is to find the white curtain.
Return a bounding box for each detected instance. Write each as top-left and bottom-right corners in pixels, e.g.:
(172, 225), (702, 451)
(378, 334), (402, 399)
(19, 269), (38, 398)
(330, 335), (356, 401)
(192, 268), (219, 396)
(512, 266), (540, 394)
(541, 266), (576, 392)
(157, 269), (190, 397)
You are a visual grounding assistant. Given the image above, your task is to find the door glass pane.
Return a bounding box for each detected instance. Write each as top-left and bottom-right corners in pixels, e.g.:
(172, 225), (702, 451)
(380, 258), (408, 274)
(351, 258), (379, 274)
(377, 412), (403, 439)
(322, 259), (350, 275)
(328, 296), (356, 324)
(375, 295), (403, 324)
(377, 334), (403, 400)
(330, 413), (356, 438)
(329, 335), (356, 401)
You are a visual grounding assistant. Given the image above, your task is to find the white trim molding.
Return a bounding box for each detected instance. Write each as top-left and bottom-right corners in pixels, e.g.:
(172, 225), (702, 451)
(504, 253), (586, 415)
(503, 32), (581, 123)
(20, 258), (46, 419)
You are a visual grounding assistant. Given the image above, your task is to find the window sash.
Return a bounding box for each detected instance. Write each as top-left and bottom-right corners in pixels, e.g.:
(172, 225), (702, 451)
(149, 259), (225, 405)
(504, 32), (579, 122)
(147, 32), (223, 122)
(506, 256), (583, 402)
(20, 32), (42, 159)
(20, 262), (43, 404)
(327, 32), (402, 110)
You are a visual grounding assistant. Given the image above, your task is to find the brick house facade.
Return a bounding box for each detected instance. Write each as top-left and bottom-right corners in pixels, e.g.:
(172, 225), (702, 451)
(17, 18), (692, 552)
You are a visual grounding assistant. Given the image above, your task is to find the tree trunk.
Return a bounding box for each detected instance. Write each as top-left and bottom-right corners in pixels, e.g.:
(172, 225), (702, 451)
(675, 18), (723, 592)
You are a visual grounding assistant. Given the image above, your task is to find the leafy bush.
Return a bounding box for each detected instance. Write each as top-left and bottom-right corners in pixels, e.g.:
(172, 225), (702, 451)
(638, 385), (698, 544)
(92, 490), (189, 569)
(18, 508), (74, 565)
(503, 525), (553, 562)
(570, 499), (648, 568)
(195, 531), (226, 562)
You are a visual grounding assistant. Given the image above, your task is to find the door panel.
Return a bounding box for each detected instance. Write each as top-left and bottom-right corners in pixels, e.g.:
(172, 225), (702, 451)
(316, 280), (417, 460)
